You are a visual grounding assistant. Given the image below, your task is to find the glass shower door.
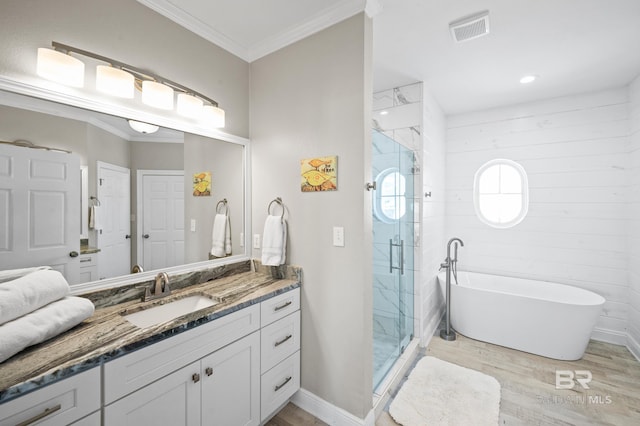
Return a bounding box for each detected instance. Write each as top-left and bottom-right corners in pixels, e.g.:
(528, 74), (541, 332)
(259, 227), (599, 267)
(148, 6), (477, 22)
(372, 130), (415, 390)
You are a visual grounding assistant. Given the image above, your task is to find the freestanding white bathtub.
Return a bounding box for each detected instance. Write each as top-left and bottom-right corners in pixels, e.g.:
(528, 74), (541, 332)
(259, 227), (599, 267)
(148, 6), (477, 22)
(437, 271), (605, 360)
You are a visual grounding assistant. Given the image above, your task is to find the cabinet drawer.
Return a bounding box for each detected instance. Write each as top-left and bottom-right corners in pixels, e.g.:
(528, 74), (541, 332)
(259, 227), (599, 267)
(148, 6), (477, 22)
(78, 254), (97, 268)
(70, 410), (101, 425)
(260, 288), (300, 327)
(261, 311), (300, 373)
(260, 351), (300, 421)
(104, 303), (260, 404)
(0, 368), (100, 426)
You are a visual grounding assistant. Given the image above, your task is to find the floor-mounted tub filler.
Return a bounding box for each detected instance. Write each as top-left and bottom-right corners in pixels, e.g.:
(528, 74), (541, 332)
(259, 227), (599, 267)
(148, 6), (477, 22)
(437, 271), (605, 360)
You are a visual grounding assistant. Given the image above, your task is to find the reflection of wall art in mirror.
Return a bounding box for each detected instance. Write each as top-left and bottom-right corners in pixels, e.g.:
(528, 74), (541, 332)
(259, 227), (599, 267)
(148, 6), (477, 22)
(300, 155), (337, 192)
(193, 171), (211, 196)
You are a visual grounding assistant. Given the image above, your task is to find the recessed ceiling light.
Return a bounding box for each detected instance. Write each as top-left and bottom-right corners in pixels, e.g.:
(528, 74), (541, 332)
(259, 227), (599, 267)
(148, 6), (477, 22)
(520, 75), (538, 84)
(380, 110), (389, 115)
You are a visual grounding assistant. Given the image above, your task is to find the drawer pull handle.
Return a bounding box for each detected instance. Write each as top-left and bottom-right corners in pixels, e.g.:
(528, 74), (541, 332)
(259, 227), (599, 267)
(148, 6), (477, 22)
(274, 334), (293, 347)
(274, 376), (292, 392)
(192, 373), (200, 383)
(205, 367), (213, 377)
(80, 258), (91, 263)
(274, 301), (292, 311)
(16, 404), (62, 426)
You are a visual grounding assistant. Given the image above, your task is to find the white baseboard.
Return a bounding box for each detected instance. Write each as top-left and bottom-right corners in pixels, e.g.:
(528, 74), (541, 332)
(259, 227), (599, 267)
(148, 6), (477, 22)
(626, 332), (640, 362)
(291, 388), (375, 426)
(420, 305), (444, 347)
(591, 327), (628, 346)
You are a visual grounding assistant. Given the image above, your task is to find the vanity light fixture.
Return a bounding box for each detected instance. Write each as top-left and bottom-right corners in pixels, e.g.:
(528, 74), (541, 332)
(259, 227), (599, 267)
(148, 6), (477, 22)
(35, 41), (225, 128)
(177, 93), (204, 117)
(141, 80), (174, 110)
(36, 47), (85, 88)
(96, 65), (135, 98)
(128, 120), (160, 134)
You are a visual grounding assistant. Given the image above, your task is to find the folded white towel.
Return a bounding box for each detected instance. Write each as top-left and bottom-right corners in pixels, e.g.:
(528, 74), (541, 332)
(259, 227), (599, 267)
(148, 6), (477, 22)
(0, 266), (52, 284)
(210, 213), (232, 258)
(261, 214), (287, 266)
(0, 296), (94, 363)
(0, 269), (70, 326)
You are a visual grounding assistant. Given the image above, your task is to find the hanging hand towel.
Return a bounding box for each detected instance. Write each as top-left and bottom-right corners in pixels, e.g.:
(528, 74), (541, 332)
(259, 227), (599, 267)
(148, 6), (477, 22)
(0, 266), (52, 284)
(89, 205), (102, 230)
(261, 214), (287, 266)
(0, 296), (95, 363)
(210, 213), (232, 258)
(0, 269), (70, 326)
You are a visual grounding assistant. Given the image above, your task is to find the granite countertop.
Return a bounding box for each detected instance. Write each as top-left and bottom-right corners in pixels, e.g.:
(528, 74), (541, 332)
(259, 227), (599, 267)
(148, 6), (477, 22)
(0, 263), (300, 403)
(80, 246), (100, 255)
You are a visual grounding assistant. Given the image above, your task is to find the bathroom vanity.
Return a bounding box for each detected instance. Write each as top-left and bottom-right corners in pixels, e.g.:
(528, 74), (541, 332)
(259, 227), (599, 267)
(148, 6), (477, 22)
(0, 263), (301, 426)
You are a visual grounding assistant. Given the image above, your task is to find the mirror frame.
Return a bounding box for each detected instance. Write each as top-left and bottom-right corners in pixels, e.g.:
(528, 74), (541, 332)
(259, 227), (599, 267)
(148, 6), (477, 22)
(0, 76), (252, 295)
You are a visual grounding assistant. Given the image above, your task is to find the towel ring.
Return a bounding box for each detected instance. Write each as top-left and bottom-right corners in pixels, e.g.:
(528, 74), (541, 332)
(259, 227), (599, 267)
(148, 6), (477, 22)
(216, 198), (228, 214)
(268, 197), (285, 222)
(90, 196), (101, 206)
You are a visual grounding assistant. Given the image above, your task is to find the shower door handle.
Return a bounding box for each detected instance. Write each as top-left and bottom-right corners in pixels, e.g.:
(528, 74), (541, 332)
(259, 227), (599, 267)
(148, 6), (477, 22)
(389, 239), (405, 275)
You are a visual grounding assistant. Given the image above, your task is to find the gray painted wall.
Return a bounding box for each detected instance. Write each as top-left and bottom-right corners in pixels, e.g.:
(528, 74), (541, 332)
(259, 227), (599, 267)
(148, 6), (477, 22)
(250, 14), (374, 419)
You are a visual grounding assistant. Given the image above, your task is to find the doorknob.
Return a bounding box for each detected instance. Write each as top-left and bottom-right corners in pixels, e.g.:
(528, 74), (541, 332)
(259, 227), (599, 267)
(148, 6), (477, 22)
(143, 234), (150, 239)
(69, 251), (79, 258)
(125, 234), (131, 239)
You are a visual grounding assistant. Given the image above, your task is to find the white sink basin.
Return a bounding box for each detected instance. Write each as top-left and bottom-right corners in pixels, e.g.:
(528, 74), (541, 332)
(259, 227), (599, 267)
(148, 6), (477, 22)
(124, 295), (217, 328)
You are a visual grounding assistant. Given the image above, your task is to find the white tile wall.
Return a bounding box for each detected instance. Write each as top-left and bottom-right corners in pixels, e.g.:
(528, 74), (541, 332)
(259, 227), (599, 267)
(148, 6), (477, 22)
(445, 88), (630, 341)
(628, 74), (640, 357)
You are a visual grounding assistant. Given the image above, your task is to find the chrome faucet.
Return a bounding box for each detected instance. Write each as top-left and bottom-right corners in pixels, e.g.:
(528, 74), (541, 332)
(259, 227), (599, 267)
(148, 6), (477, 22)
(144, 272), (171, 301)
(440, 237), (464, 341)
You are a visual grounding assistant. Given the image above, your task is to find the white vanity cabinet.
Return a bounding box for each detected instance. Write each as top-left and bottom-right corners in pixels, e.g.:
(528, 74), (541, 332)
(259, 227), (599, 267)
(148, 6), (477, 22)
(104, 332), (260, 426)
(0, 368), (100, 426)
(78, 253), (99, 283)
(259, 289), (301, 422)
(103, 303), (261, 426)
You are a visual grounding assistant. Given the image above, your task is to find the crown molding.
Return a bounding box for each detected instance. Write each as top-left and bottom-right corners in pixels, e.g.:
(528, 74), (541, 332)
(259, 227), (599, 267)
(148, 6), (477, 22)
(137, 0), (366, 62)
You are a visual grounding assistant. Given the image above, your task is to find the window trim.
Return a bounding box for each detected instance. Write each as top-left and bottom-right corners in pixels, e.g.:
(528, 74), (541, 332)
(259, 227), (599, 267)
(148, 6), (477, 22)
(473, 158), (529, 229)
(373, 167), (406, 223)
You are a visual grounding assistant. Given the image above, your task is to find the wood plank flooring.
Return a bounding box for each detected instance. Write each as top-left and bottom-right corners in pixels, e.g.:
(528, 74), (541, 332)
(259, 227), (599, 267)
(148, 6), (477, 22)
(268, 335), (640, 425)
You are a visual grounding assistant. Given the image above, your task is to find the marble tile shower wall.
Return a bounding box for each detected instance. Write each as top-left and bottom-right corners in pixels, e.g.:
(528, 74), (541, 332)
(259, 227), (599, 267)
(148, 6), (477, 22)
(372, 83), (422, 334)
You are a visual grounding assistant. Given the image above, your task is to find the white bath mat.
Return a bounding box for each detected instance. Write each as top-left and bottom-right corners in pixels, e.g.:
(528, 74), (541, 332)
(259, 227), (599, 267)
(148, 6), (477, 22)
(389, 356), (501, 426)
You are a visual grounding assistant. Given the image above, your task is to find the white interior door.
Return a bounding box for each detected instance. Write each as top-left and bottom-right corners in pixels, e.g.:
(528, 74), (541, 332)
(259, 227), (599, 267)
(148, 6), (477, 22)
(97, 161), (130, 279)
(0, 144), (80, 283)
(139, 171), (184, 271)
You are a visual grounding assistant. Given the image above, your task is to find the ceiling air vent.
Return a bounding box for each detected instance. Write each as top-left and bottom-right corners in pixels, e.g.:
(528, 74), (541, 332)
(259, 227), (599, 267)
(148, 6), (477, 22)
(449, 10), (490, 43)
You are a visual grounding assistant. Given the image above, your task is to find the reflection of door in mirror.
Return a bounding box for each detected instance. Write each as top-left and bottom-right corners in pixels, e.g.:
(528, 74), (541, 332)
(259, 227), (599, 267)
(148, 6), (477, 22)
(97, 161), (131, 280)
(139, 171), (185, 271)
(0, 143), (80, 283)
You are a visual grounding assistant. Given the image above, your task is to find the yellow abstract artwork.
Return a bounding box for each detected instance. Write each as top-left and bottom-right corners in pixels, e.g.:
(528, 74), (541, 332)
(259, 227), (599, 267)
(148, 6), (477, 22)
(193, 171), (211, 196)
(300, 156), (337, 192)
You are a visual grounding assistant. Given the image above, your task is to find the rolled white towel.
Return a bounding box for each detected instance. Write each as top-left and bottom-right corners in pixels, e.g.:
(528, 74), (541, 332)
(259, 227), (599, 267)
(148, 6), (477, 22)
(0, 296), (95, 363)
(210, 213), (232, 258)
(0, 269), (70, 326)
(0, 266), (52, 284)
(261, 215), (287, 266)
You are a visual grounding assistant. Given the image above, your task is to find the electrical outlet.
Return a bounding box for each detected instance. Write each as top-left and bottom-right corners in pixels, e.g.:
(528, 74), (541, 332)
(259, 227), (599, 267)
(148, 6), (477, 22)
(253, 234), (261, 249)
(239, 232), (244, 247)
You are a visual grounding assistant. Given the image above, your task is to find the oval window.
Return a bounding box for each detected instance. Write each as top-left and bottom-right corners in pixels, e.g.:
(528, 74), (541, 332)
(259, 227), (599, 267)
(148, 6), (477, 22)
(473, 159), (528, 228)
(374, 168), (406, 222)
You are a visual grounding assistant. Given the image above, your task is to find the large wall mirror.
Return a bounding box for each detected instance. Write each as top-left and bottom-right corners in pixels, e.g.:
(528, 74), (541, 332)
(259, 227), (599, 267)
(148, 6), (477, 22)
(0, 89), (248, 291)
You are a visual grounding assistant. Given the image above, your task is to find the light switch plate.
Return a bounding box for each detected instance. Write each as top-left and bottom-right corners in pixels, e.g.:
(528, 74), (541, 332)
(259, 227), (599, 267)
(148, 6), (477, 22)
(253, 234), (261, 249)
(190, 219), (196, 232)
(333, 226), (345, 247)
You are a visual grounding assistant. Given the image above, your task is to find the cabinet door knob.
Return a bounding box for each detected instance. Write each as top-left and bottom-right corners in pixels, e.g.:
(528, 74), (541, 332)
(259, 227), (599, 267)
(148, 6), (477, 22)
(192, 373), (200, 383)
(205, 367), (213, 377)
